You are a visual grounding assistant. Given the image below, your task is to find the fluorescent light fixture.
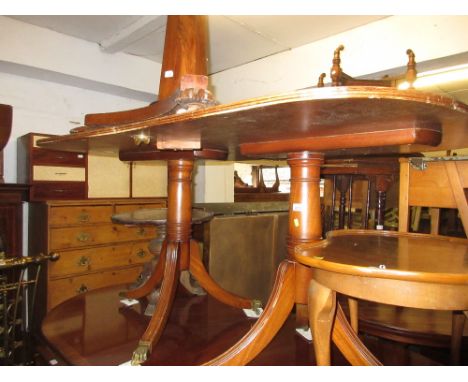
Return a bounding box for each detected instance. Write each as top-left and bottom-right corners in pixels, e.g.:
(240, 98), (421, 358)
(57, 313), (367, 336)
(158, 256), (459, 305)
(398, 63), (468, 90)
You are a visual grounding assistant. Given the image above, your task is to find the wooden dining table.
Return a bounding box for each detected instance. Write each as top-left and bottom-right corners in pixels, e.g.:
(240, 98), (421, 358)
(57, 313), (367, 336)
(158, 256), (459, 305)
(37, 83), (468, 365)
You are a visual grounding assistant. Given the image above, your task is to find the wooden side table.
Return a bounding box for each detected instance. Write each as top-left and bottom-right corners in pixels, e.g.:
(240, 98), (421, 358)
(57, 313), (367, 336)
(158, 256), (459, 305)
(295, 229), (468, 365)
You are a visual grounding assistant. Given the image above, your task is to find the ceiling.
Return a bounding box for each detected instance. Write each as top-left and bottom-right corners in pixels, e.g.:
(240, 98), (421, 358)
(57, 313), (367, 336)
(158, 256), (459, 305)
(7, 15), (468, 103)
(9, 15), (387, 74)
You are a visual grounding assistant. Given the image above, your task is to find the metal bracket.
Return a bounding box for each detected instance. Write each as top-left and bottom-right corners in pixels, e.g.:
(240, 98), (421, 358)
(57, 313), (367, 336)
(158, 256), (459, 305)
(409, 155), (468, 171)
(409, 157), (427, 171)
(251, 299), (263, 315)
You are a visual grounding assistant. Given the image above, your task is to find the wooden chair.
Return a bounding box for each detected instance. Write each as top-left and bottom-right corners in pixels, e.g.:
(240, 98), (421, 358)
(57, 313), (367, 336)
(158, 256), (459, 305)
(398, 156), (468, 364)
(321, 158), (400, 233)
(347, 157), (467, 364)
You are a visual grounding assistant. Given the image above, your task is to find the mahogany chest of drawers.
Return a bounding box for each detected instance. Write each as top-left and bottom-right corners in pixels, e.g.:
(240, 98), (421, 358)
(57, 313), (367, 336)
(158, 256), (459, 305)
(17, 133), (87, 201)
(29, 198), (166, 313)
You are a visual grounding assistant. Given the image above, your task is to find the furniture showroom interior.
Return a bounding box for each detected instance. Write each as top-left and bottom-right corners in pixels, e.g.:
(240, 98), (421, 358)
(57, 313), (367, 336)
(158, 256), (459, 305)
(1, 13), (468, 369)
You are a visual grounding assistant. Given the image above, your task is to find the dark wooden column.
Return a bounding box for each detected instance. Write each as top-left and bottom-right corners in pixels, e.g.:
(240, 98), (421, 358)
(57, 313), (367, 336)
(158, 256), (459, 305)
(287, 152), (324, 254)
(287, 152), (324, 328)
(0, 104), (12, 184)
(166, 159), (194, 242)
(0, 184), (29, 258)
(158, 15), (208, 100)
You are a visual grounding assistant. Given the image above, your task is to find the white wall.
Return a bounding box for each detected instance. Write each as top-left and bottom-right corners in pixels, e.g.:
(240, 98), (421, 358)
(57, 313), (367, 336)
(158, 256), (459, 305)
(0, 16), (162, 184)
(0, 72), (147, 183)
(0, 16), (160, 96)
(211, 15), (468, 103)
(193, 161), (234, 203)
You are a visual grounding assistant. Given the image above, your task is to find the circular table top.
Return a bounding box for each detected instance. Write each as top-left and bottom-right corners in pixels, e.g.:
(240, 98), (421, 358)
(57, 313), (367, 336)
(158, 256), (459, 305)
(294, 230), (468, 285)
(111, 207), (214, 226)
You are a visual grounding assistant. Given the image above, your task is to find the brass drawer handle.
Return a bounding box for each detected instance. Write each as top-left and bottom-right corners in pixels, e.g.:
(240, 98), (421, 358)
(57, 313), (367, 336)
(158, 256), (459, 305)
(76, 232), (91, 242)
(137, 227), (146, 236)
(136, 249), (146, 258)
(78, 212), (90, 223)
(77, 256), (91, 267)
(76, 284), (88, 294)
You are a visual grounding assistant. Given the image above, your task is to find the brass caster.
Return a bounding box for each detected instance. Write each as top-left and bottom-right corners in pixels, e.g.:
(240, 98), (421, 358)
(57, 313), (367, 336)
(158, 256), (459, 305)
(131, 341), (151, 366)
(251, 299), (263, 315)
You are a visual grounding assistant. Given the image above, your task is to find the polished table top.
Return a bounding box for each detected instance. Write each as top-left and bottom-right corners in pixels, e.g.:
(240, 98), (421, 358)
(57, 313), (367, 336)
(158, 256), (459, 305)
(37, 87), (468, 160)
(295, 230), (468, 284)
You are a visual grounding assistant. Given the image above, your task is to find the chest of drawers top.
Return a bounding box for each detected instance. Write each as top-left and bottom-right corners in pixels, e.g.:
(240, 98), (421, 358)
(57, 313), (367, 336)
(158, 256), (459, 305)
(43, 198), (166, 225)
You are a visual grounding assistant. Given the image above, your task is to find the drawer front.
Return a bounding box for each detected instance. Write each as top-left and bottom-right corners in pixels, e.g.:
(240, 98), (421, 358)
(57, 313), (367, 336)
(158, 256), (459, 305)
(49, 224), (158, 250)
(33, 165), (86, 181)
(49, 205), (114, 226)
(49, 241), (154, 278)
(32, 148), (86, 167)
(47, 266), (143, 311)
(31, 182), (87, 200)
(114, 202), (166, 214)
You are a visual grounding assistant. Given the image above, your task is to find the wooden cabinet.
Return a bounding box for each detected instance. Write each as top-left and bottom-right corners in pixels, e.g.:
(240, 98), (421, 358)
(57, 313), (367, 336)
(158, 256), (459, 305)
(0, 184), (29, 258)
(29, 198), (166, 312)
(0, 104), (12, 184)
(17, 133), (87, 201)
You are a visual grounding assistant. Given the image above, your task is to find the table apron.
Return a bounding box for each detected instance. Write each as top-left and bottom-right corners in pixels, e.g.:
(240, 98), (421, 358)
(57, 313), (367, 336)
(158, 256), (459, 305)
(313, 269), (468, 311)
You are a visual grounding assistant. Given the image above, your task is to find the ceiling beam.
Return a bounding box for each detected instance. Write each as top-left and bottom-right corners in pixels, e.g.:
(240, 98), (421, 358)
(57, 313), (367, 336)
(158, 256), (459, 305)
(100, 15), (167, 54)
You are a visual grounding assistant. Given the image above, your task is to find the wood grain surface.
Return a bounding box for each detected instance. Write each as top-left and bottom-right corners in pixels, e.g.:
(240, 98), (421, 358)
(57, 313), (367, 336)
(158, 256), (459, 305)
(37, 87), (468, 160)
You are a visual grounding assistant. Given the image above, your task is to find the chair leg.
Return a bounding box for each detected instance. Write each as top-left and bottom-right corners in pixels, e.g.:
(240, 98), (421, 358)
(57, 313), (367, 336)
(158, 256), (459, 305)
(429, 208), (441, 235)
(309, 278), (336, 365)
(333, 304), (382, 366)
(450, 311), (466, 365)
(411, 206), (422, 232)
(348, 297), (359, 333)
